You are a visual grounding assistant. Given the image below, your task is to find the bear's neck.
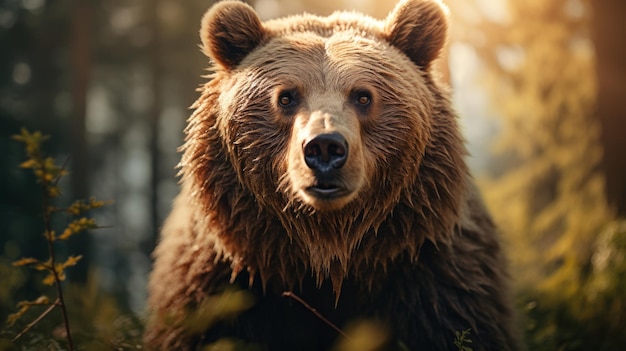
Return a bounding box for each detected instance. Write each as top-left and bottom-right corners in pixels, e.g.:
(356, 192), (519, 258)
(188, 167), (467, 297)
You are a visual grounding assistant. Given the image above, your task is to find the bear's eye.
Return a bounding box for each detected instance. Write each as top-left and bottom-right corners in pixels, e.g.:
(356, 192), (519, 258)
(352, 90), (372, 109)
(357, 94), (370, 106)
(277, 91), (297, 108)
(279, 95), (291, 106)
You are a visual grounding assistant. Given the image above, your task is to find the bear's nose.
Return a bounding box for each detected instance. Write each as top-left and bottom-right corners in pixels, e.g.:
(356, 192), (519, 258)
(303, 133), (348, 171)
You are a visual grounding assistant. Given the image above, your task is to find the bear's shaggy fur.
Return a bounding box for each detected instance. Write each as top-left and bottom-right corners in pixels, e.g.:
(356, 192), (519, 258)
(144, 0), (520, 350)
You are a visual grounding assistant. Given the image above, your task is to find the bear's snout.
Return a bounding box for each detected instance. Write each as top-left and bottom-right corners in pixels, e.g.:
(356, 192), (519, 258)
(301, 132), (351, 202)
(303, 132), (348, 172)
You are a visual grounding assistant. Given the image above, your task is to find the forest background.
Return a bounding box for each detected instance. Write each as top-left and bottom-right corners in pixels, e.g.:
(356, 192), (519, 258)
(1, 0), (625, 350)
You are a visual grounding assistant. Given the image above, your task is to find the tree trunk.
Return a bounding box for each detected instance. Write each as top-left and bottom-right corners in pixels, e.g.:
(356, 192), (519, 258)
(69, 0), (93, 282)
(592, 0), (626, 217)
(149, 0), (162, 250)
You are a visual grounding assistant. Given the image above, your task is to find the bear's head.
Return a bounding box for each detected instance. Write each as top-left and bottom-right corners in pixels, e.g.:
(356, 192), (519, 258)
(182, 0), (466, 291)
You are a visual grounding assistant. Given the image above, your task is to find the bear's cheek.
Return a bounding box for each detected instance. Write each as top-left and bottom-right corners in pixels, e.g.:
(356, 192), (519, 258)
(284, 114), (367, 211)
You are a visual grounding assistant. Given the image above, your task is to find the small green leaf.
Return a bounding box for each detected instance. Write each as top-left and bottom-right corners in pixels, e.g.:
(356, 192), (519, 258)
(33, 296), (50, 305)
(43, 229), (56, 241)
(7, 303), (29, 326)
(8, 296), (51, 325)
(46, 185), (61, 198)
(454, 328), (472, 351)
(33, 258), (52, 271)
(12, 128), (48, 144)
(42, 272), (57, 285)
(59, 218), (97, 240)
(61, 255), (83, 269)
(19, 159), (37, 169)
(66, 197), (111, 215)
(184, 289), (254, 333)
(12, 257), (39, 267)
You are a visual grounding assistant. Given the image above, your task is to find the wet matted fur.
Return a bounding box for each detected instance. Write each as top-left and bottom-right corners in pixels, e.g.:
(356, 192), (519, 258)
(144, 0), (521, 350)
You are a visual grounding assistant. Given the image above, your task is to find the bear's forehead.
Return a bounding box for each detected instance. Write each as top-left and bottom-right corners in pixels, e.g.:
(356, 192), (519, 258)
(243, 32), (401, 91)
(232, 12), (418, 95)
(263, 11), (384, 40)
(253, 13), (395, 67)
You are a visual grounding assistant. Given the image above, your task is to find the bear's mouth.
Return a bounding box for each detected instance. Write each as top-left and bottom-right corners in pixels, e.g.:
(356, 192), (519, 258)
(305, 182), (348, 199)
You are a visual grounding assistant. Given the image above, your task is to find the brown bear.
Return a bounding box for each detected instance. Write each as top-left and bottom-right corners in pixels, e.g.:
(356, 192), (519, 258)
(144, 0), (520, 350)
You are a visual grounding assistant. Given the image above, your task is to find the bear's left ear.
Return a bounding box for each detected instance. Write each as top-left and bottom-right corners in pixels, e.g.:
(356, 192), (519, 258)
(200, 1), (267, 70)
(384, 0), (449, 69)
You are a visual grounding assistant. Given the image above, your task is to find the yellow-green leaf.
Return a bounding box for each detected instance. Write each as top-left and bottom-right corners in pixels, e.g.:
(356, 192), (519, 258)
(59, 228), (73, 240)
(11, 131), (25, 142)
(89, 197), (111, 209)
(61, 255), (83, 269)
(184, 289), (254, 333)
(42, 272), (56, 285)
(7, 304), (29, 326)
(33, 258), (51, 271)
(8, 296), (51, 325)
(43, 229), (56, 241)
(58, 218), (97, 240)
(33, 295), (50, 305)
(47, 185), (61, 198)
(57, 269), (66, 282)
(66, 197), (110, 215)
(12, 128), (48, 144)
(12, 257), (39, 267)
(19, 159), (37, 169)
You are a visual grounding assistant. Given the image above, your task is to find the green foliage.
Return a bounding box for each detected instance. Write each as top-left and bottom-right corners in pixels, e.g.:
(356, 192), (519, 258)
(6, 296), (50, 327)
(475, 0), (611, 294)
(62, 274), (144, 350)
(6, 129), (110, 350)
(184, 289), (255, 334)
(331, 320), (389, 351)
(12, 129), (66, 199)
(449, 0), (625, 349)
(522, 219), (626, 351)
(453, 329), (473, 351)
(2, 273), (144, 351)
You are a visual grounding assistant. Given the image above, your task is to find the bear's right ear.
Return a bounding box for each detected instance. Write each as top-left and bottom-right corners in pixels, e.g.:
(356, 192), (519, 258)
(384, 0), (449, 69)
(200, 1), (266, 70)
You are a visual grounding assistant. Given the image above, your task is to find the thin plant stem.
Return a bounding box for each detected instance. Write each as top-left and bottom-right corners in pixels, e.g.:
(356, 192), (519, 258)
(282, 291), (351, 340)
(41, 165), (75, 351)
(12, 298), (60, 343)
